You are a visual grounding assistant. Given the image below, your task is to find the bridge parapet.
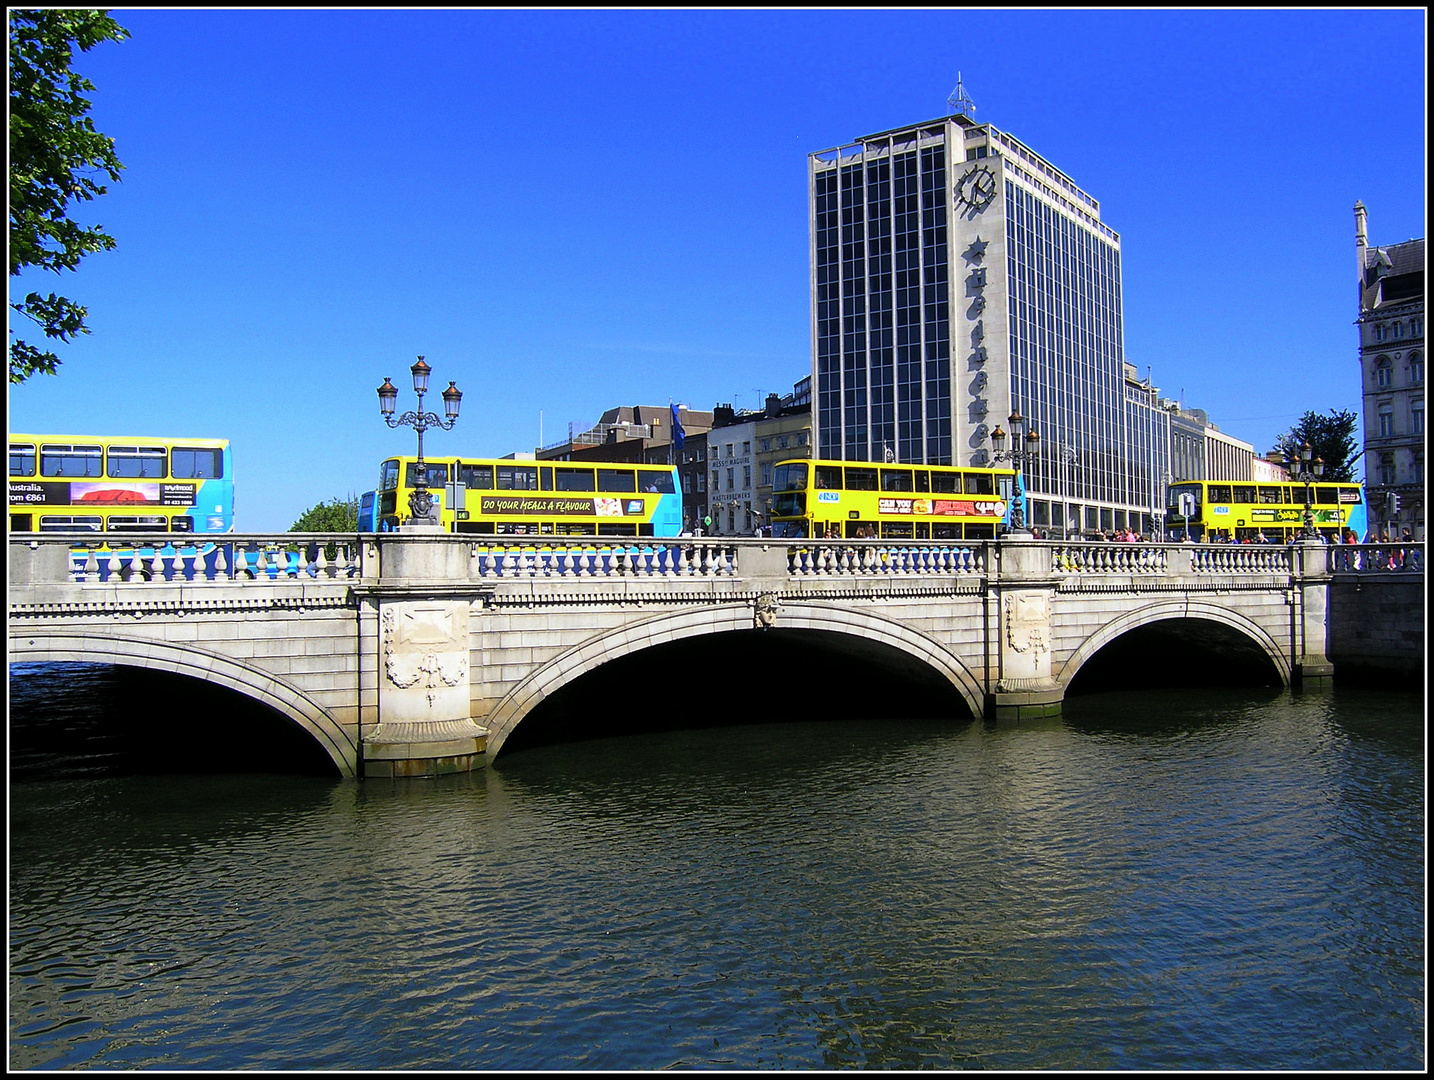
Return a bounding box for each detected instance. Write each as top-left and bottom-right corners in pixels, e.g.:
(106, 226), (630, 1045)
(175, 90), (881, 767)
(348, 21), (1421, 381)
(1327, 542), (1425, 576)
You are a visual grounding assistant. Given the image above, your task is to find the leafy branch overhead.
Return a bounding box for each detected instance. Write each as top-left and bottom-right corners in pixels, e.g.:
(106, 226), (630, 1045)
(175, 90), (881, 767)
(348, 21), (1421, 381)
(8, 8), (128, 384)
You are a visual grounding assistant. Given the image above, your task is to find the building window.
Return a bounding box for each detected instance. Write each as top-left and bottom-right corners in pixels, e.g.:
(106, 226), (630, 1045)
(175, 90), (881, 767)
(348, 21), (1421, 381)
(798, 432), (808, 445)
(1410, 353), (1423, 384)
(725, 444), (734, 458)
(1413, 452), (1424, 484)
(759, 438), (771, 452)
(1374, 323), (1388, 342)
(1412, 399), (1424, 435)
(1379, 453), (1397, 485)
(779, 435), (789, 449)
(711, 470), (719, 492)
(1411, 317), (1423, 337)
(726, 468), (734, 491)
(742, 441), (750, 455)
(761, 463), (772, 486)
(743, 465), (751, 488)
(1375, 356), (1393, 388)
(1393, 322), (1404, 340)
(1379, 406), (1395, 437)
(697, 472), (706, 492)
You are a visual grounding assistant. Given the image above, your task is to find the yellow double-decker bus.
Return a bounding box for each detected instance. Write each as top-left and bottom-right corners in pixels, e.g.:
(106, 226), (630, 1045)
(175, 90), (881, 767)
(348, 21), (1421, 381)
(377, 455), (683, 536)
(1166, 479), (1368, 542)
(768, 458), (1021, 539)
(9, 434), (233, 534)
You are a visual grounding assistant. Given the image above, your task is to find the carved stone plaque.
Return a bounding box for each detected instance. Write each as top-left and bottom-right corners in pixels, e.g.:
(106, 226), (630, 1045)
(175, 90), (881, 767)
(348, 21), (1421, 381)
(380, 602), (470, 723)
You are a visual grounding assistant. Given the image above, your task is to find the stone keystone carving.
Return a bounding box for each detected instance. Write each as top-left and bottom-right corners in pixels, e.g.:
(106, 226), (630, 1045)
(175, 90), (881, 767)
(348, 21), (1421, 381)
(1004, 592), (1049, 656)
(754, 592), (780, 630)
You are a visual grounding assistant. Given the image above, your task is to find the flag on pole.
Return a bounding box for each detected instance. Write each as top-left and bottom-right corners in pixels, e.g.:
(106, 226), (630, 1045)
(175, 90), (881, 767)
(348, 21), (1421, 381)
(670, 402), (686, 450)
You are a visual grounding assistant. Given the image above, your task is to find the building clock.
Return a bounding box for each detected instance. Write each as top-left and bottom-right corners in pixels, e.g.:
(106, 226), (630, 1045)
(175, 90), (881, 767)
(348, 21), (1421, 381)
(955, 165), (997, 214)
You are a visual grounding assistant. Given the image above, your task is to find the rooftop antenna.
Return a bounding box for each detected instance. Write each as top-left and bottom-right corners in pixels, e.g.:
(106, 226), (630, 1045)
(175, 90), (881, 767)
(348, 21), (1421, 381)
(947, 72), (976, 119)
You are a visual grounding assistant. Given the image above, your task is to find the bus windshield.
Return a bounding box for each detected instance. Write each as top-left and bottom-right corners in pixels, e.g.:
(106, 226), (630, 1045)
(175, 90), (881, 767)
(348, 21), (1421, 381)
(773, 462), (807, 491)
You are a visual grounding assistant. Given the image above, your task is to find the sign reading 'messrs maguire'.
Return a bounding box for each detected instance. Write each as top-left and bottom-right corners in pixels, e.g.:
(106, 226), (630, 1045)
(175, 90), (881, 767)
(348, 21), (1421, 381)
(8, 481), (197, 506)
(478, 496), (646, 517)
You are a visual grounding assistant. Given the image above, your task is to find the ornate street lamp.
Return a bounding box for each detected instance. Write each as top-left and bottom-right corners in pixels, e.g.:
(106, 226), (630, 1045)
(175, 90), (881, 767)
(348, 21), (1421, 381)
(990, 410), (1040, 533)
(1287, 441), (1324, 540)
(377, 356), (462, 525)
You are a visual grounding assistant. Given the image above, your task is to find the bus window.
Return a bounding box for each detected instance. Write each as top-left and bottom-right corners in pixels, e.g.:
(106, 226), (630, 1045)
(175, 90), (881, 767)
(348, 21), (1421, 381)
(406, 462), (449, 488)
(1208, 485), (1232, 504)
(965, 523), (995, 540)
(635, 469), (675, 494)
(497, 465), (538, 490)
(597, 523), (637, 536)
(846, 467), (878, 491)
(931, 471), (959, 494)
(460, 464), (493, 489)
(380, 460), (401, 491)
(914, 522), (930, 539)
(881, 521), (914, 538)
(774, 463), (809, 491)
(358, 492), (377, 531)
(1233, 485), (1255, 503)
(41, 444), (102, 478)
(813, 464), (842, 490)
(772, 520), (808, 538)
(880, 468), (913, 491)
(380, 490), (397, 517)
(914, 470), (930, 493)
(596, 467), (636, 493)
(1315, 486), (1338, 505)
(770, 492), (805, 517)
(107, 515), (173, 532)
(107, 445), (167, 478)
(933, 522), (961, 539)
(40, 515), (103, 531)
(172, 446), (223, 479)
(11, 513), (34, 531)
(1257, 486), (1281, 504)
(554, 467), (595, 492)
(9, 443), (36, 477)
(964, 472), (994, 495)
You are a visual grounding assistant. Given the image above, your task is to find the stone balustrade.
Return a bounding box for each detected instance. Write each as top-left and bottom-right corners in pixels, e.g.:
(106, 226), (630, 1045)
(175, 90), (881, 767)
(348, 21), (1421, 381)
(15, 534), (1416, 589)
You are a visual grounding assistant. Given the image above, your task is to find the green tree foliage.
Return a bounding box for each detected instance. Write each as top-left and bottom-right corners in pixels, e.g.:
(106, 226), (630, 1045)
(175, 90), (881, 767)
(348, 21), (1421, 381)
(1274, 408), (1360, 482)
(289, 495), (360, 533)
(9, 9), (128, 384)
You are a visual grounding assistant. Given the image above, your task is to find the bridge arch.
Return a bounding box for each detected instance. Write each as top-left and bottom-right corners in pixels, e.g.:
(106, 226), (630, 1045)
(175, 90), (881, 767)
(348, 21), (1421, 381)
(8, 631), (358, 777)
(1054, 599), (1291, 691)
(483, 600), (987, 756)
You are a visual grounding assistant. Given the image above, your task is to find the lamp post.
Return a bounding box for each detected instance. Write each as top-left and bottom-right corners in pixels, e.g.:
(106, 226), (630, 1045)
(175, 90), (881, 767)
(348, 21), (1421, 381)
(989, 410), (1040, 534)
(377, 356), (462, 525)
(1287, 441), (1324, 541)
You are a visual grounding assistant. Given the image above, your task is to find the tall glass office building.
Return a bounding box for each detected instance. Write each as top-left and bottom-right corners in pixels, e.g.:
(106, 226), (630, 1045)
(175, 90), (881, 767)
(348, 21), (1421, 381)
(810, 108), (1169, 535)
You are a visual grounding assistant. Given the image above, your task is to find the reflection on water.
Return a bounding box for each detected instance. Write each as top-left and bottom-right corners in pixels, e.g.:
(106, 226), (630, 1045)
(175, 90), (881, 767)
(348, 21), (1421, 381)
(7, 666), (1425, 1070)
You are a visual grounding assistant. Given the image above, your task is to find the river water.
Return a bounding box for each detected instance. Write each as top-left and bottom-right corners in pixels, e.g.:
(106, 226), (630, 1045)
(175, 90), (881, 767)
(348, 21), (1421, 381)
(7, 664), (1425, 1070)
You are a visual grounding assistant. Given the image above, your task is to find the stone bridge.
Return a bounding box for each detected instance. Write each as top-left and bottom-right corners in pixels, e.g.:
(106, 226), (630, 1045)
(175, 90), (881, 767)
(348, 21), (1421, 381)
(8, 534), (1423, 778)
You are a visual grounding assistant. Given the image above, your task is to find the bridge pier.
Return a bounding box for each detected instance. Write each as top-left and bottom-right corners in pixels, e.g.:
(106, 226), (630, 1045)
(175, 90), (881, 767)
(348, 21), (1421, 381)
(990, 535), (1064, 721)
(361, 537), (489, 778)
(1291, 539), (1336, 688)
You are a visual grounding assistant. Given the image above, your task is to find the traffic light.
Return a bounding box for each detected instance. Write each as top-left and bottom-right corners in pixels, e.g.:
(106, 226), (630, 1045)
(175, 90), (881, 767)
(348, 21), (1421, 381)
(1388, 492), (1401, 516)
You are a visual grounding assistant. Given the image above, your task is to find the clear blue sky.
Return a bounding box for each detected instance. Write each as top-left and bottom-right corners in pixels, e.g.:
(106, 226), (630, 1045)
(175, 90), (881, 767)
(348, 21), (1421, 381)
(9, 8), (1425, 532)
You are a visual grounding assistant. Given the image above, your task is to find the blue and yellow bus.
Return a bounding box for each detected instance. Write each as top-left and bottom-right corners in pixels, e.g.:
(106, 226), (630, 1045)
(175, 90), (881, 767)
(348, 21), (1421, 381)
(377, 455), (683, 537)
(1165, 479), (1368, 542)
(9, 434), (234, 534)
